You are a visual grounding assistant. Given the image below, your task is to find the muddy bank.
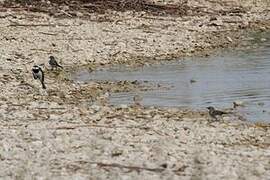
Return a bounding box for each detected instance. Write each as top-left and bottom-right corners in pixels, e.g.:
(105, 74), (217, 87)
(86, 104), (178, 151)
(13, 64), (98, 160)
(0, 0), (270, 179)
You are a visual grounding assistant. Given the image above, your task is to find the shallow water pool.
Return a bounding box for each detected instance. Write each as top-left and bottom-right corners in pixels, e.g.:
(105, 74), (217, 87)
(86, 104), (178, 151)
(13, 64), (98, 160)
(72, 32), (270, 122)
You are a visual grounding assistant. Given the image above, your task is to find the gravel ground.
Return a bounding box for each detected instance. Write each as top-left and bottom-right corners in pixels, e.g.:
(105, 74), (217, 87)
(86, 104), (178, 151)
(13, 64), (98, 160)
(0, 0), (270, 179)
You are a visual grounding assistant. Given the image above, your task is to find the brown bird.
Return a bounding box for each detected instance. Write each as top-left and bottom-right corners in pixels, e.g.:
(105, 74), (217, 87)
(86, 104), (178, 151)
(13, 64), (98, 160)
(49, 55), (63, 70)
(207, 106), (228, 120)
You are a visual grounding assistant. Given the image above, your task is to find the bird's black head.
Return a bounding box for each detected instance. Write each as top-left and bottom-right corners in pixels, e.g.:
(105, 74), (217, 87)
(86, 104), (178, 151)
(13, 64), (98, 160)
(49, 56), (55, 60)
(207, 106), (215, 111)
(32, 65), (40, 73)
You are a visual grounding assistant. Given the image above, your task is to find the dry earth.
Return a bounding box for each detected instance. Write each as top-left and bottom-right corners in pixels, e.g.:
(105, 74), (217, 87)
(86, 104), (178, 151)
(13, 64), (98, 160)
(0, 0), (270, 179)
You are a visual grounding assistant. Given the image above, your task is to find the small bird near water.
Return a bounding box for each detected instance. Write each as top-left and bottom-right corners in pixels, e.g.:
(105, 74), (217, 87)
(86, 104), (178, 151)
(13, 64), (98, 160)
(49, 56), (63, 70)
(133, 94), (143, 106)
(32, 65), (46, 89)
(207, 106), (228, 120)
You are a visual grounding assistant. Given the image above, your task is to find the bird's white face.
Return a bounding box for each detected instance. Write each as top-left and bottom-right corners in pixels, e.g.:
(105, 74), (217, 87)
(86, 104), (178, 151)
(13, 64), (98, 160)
(32, 66), (39, 73)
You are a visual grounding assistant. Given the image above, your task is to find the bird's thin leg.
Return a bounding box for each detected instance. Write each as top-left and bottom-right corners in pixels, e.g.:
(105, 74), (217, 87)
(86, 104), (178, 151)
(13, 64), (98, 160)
(41, 81), (46, 89)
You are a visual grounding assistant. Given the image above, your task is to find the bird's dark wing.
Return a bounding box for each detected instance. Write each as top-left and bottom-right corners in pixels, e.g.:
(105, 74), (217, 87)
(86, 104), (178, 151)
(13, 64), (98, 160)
(40, 70), (46, 89)
(215, 110), (227, 115)
(49, 59), (57, 66)
(40, 69), (45, 83)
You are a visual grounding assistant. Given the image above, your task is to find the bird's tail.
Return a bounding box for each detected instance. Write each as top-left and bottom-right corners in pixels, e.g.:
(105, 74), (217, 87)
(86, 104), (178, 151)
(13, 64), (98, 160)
(57, 64), (63, 69)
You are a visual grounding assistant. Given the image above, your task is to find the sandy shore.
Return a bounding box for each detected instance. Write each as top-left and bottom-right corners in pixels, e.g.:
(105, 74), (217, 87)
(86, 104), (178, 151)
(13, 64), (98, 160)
(0, 0), (270, 179)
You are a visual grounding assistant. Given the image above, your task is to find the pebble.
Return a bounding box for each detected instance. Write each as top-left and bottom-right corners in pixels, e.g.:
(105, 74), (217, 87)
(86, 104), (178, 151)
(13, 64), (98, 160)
(226, 36), (233, 42)
(91, 105), (101, 112)
(233, 100), (245, 108)
(119, 104), (128, 109)
(190, 79), (197, 83)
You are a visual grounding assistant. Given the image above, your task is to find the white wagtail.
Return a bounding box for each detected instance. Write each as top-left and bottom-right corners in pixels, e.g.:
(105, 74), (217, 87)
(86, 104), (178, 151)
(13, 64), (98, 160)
(207, 106), (228, 120)
(49, 55), (63, 70)
(32, 65), (46, 89)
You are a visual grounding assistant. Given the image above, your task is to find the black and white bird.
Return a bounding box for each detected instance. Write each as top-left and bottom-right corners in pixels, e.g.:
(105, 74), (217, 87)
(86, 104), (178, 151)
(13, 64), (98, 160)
(32, 65), (46, 89)
(207, 106), (228, 120)
(49, 56), (63, 70)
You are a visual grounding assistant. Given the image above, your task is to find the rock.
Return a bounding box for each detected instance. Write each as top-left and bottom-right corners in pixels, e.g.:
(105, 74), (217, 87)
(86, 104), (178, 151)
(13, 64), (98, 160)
(61, 5), (69, 11)
(111, 149), (123, 157)
(49, 114), (60, 121)
(258, 102), (264, 106)
(208, 19), (223, 26)
(160, 163), (168, 168)
(209, 17), (218, 21)
(233, 101), (245, 108)
(91, 114), (102, 121)
(119, 104), (128, 109)
(91, 105), (101, 112)
(259, 26), (266, 31)
(222, 116), (231, 121)
(253, 164), (265, 175)
(257, 102), (265, 106)
(190, 79), (196, 83)
(226, 36), (233, 43)
(76, 12), (84, 17)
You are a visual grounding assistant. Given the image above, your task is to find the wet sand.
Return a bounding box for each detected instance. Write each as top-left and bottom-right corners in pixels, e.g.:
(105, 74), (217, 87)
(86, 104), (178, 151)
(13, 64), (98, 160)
(0, 0), (270, 179)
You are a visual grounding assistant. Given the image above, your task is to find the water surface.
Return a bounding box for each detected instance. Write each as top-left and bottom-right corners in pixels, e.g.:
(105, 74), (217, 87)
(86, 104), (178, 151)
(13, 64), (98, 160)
(72, 32), (270, 122)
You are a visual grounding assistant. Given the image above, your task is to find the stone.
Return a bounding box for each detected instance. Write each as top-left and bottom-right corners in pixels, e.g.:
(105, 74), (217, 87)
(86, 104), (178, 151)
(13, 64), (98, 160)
(233, 101), (246, 108)
(226, 36), (233, 42)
